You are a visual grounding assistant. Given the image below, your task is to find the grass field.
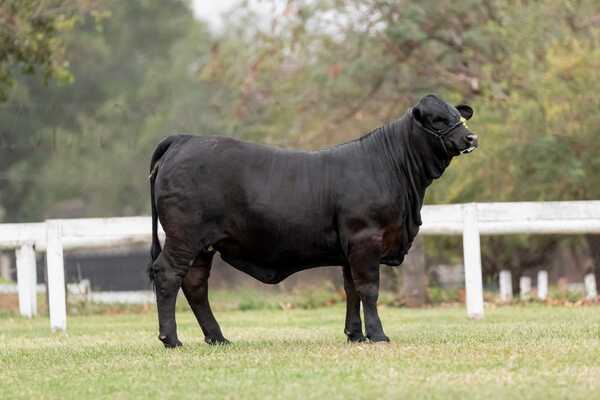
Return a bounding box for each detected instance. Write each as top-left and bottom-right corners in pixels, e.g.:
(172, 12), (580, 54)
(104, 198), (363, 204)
(2, 304), (600, 399)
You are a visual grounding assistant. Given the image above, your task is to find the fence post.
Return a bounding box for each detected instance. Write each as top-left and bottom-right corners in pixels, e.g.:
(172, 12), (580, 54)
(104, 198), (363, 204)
(537, 270), (548, 300)
(499, 270), (513, 302)
(462, 203), (484, 319)
(584, 273), (598, 300)
(46, 221), (67, 332)
(16, 243), (37, 317)
(520, 276), (532, 300)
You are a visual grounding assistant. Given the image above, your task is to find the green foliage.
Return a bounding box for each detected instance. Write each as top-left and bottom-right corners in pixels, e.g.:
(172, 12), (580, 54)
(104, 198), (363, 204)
(0, 0), (104, 101)
(428, 287), (461, 304)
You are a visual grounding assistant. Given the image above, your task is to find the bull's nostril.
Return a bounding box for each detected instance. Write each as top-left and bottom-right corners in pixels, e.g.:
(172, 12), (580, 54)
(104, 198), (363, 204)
(466, 134), (478, 143)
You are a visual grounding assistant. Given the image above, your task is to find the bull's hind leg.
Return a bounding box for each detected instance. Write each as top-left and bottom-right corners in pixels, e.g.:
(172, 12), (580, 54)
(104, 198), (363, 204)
(153, 242), (191, 348)
(343, 265), (366, 342)
(182, 250), (229, 345)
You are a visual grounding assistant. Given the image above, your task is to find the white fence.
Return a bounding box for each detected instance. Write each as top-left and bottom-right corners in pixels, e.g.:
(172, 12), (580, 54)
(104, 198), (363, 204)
(1, 201), (600, 331)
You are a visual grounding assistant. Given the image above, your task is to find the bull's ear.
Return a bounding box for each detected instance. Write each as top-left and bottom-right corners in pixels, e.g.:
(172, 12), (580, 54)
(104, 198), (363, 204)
(456, 104), (474, 120)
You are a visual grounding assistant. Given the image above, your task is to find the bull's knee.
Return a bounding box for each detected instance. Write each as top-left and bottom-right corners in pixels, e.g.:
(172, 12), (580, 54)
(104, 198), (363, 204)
(355, 282), (379, 303)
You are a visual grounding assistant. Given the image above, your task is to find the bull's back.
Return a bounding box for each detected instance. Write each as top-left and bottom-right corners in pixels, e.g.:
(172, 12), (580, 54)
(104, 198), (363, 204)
(156, 135), (345, 274)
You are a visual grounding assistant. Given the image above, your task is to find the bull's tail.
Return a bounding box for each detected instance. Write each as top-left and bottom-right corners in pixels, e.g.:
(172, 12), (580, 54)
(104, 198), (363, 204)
(148, 135), (179, 283)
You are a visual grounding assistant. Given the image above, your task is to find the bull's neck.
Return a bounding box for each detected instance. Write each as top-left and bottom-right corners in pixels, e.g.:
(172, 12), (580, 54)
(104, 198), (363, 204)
(354, 115), (449, 195)
(331, 115), (448, 230)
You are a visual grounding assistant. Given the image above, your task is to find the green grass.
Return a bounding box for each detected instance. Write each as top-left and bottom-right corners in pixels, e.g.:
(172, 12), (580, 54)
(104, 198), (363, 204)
(2, 305), (600, 399)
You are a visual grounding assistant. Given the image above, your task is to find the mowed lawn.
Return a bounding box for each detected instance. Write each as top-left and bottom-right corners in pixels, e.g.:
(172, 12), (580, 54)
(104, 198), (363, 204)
(2, 305), (600, 399)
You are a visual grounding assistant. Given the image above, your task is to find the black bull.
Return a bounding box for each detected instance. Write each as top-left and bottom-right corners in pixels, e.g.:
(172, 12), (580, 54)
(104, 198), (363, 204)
(148, 94), (478, 347)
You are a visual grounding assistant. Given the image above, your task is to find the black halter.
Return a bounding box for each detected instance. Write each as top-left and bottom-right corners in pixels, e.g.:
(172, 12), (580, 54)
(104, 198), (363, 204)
(410, 108), (466, 157)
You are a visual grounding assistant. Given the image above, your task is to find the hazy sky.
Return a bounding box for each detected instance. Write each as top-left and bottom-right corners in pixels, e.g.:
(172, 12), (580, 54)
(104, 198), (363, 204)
(191, 0), (239, 30)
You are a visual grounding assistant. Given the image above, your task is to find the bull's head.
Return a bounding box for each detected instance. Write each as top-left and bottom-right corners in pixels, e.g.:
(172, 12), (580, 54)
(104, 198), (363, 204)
(411, 94), (478, 157)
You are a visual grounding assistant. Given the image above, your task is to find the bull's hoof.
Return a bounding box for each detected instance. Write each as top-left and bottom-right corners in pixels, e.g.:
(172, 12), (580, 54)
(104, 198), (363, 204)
(346, 332), (367, 343)
(159, 335), (183, 348)
(205, 336), (231, 346)
(367, 334), (390, 343)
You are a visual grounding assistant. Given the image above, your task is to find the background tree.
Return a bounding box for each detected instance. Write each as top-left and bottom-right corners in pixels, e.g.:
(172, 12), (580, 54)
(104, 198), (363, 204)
(0, 0), (222, 221)
(0, 0), (104, 100)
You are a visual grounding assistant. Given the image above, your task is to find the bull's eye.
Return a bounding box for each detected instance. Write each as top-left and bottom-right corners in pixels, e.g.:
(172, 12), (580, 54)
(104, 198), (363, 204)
(431, 117), (447, 130)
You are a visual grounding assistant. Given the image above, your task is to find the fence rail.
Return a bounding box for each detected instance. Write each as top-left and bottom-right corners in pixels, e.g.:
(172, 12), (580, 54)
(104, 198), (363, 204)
(1, 201), (600, 331)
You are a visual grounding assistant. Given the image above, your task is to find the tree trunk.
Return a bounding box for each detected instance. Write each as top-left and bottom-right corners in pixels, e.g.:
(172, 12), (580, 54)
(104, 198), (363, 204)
(585, 234), (600, 286)
(400, 235), (428, 307)
(0, 253), (11, 281)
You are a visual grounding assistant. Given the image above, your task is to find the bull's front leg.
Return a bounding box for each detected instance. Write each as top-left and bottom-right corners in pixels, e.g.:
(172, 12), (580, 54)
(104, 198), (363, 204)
(342, 265), (366, 342)
(347, 233), (389, 343)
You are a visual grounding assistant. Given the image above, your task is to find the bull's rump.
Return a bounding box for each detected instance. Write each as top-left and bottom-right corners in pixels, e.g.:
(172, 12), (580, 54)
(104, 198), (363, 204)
(155, 136), (345, 280)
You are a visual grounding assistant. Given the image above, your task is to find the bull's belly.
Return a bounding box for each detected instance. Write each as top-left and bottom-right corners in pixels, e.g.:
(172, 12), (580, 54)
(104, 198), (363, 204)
(214, 236), (344, 284)
(220, 254), (343, 284)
